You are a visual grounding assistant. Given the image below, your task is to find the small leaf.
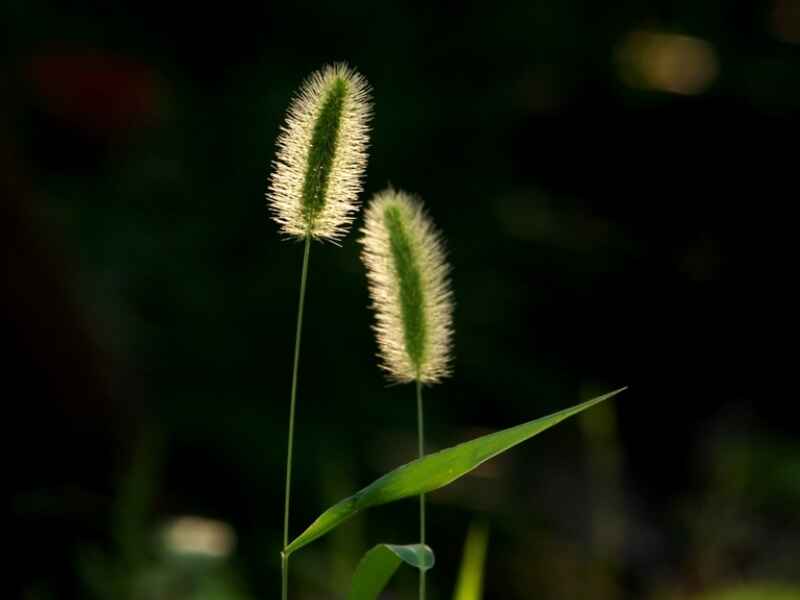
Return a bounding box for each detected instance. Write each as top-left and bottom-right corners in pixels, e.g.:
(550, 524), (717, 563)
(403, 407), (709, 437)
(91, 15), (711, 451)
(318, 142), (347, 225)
(286, 388), (625, 555)
(348, 543), (434, 600)
(453, 523), (489, 600)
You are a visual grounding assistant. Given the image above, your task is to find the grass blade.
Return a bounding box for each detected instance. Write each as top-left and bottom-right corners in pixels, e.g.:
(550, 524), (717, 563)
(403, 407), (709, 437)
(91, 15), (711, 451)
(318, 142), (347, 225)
(286, 388), (625, 555)
(348, 543), (434, 600)
(452, 522), (489, 600)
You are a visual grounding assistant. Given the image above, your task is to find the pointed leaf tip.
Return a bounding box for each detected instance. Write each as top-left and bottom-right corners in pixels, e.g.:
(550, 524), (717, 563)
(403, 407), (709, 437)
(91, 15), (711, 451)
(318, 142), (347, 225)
(285, 388), (624, 555)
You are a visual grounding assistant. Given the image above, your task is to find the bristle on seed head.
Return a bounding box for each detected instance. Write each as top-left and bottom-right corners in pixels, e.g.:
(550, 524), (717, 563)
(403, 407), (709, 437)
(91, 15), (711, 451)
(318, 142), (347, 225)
(360, 188), (454, 384)
(268, 63), (372, 242)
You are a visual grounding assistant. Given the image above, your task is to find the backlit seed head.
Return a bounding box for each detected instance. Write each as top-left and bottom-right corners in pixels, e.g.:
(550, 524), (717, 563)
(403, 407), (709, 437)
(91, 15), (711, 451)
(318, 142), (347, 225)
(360, 188), (454, 384)
(268, 63), (372, 242)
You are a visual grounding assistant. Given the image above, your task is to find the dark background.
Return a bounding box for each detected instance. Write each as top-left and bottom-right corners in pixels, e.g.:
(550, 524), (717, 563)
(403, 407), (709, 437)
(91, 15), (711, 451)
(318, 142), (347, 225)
(4, 2), (799, 599)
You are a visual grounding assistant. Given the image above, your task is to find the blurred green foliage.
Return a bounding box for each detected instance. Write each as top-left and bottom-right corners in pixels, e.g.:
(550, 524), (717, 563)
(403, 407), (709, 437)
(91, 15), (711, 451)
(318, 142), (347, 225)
(452, 523), (489, 600)
(694, 584), (800, 600)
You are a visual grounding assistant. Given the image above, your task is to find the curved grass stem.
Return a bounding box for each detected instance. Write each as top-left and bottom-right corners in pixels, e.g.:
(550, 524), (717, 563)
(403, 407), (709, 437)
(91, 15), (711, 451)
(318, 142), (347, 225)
(416, 379), (426, 600)
(282, 235), (312, 600)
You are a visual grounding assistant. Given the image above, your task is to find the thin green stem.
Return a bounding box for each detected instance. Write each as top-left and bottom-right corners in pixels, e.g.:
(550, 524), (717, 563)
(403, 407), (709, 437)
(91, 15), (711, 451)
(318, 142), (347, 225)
(282, 235), (312, 600)
(281, 552), (288, 600)
(416, 378), (426, 600)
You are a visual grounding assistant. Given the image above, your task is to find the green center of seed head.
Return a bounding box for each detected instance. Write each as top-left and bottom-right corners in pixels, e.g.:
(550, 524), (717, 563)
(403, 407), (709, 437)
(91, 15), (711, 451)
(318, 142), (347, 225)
(301, 77), (348, 229)
(384, 205), (427, 376)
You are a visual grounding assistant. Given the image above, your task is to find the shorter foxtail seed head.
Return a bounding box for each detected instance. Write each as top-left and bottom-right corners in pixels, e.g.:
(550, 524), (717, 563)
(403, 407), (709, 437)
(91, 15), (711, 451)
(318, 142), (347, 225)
(360, 188), (454, 384)
(268, 64), (372, 242)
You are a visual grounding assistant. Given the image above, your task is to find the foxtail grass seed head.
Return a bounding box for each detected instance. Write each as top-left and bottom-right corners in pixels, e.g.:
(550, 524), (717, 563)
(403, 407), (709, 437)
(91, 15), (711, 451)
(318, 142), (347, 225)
(268, 63), (372, 242)
(360, 189), (454, 384)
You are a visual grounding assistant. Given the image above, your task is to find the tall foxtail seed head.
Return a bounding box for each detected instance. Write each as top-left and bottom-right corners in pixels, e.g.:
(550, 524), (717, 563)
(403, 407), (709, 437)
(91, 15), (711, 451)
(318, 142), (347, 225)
(360, 188), (454, 384)
(268, 63), (372, 242)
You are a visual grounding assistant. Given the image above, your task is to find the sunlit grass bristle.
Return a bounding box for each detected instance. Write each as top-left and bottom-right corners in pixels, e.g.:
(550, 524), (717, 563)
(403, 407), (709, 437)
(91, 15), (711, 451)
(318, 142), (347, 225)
(360, 188), (454, 384)
(268, 63), (372, 242)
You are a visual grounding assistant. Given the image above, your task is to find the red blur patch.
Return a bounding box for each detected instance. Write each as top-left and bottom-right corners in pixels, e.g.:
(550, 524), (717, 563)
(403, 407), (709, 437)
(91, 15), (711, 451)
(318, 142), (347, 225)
(26, 51), (162, 136)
